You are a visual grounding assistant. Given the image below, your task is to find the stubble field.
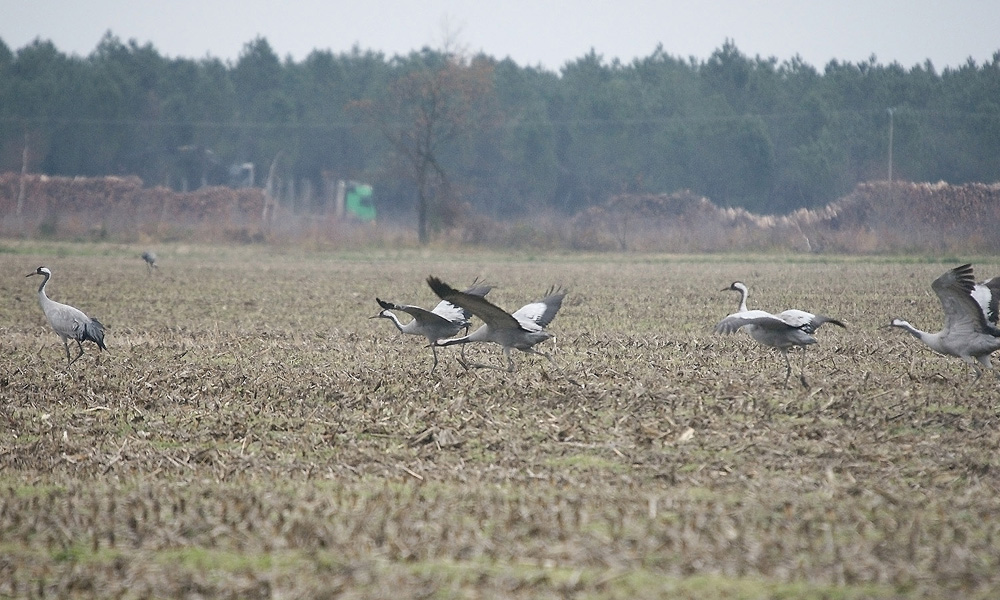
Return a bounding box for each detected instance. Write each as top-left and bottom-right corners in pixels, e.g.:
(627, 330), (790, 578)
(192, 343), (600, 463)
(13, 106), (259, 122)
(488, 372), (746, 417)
(1, 242), (998, 599)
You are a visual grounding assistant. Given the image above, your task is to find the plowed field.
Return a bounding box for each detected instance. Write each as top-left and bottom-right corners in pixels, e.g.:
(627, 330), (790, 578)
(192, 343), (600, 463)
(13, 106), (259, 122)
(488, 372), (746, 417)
(2, 243), (998, 598)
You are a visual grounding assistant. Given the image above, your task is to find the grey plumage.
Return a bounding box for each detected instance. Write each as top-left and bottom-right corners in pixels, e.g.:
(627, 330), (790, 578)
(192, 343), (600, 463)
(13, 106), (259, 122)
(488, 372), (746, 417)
(372, 279), (493, 372)
(891, 263), (1000, 380)
(141, 251), (158, 273)
(27, 266), (108, 366)
(715, 281), (846, 387)
(427, 275), (566, 372)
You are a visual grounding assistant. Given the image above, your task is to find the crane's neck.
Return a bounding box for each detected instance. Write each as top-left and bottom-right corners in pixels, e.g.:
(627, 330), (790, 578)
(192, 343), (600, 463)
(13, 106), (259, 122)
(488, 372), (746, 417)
(436, 334), (472, 347)
(36, 272), (50, 300)
(735, 287), (749, 313)
(437, 323), (490, 347)
(892, 320), (944, 352)
(380, 311), (406, 333)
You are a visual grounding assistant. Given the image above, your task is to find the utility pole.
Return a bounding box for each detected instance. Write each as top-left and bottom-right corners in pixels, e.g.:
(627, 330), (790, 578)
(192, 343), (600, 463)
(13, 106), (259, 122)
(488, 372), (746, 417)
(887, 107), (895, 203)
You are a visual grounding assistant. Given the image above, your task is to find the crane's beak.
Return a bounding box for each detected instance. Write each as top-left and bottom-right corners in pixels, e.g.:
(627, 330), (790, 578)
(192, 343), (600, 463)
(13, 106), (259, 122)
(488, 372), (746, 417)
(26, 272), (38, 278)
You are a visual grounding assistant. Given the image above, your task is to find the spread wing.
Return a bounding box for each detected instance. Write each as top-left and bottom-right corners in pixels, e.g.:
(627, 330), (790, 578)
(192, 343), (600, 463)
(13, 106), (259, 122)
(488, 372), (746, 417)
(776, 309), (846, 333)
(427, 276), (521, 331)
(932, 264), (999, 336)
(429, 278), (493, 322)
(972, 277), (1000, 324)
(511, 286), (565, 330)
(715, 310), (794, 334)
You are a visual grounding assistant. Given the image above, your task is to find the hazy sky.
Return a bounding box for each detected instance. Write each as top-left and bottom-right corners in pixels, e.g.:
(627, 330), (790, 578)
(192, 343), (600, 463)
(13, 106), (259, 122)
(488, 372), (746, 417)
(2, 0), (998, 72)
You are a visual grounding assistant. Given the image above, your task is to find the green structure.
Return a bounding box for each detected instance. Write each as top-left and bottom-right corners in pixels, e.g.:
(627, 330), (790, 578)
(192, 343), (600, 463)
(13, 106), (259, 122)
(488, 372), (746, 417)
(344, 183), (375, 222)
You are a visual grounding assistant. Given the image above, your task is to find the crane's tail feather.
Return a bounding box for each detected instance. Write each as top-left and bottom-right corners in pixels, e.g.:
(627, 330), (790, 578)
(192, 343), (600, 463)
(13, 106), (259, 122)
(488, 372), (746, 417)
(83, 317), (108, 351)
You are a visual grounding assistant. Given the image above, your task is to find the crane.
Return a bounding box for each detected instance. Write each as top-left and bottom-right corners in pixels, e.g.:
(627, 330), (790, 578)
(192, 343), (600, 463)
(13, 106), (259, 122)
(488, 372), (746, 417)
(715, 281), (846, 387)
(426, 275), (566, 372)
(891, 263), (1000, 381)
(372, 279), (492, 373)
(141, 251), (158, 274)
(26, 266), (108, 366)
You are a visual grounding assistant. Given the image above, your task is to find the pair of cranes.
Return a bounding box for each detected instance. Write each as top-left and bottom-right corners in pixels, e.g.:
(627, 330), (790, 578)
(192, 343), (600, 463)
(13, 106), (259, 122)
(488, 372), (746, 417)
(715, 263), (1000, 386)
(373, 276), (567, 373)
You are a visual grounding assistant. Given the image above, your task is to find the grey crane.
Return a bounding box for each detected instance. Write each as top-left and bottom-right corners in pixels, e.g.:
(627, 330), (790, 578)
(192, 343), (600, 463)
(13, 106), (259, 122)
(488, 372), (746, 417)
(26, 266), (108, 366)
(141, 251), (158, 274)
(715, 281), (846, 387)
(372, 279), (493, 372)
(891, 263), (1000, 380)
(426, 275), (566, 372)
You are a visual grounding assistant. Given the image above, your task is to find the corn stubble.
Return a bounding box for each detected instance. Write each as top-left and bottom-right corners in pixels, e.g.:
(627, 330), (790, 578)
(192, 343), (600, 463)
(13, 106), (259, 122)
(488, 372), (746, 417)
(0, 248), (998, 599)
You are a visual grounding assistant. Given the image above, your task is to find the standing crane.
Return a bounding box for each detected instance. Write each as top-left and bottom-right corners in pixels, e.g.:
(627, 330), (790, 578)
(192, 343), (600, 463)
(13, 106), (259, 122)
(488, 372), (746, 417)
(891, 263), (1000, 381)
(26, 266), (108, 366)
(426, 275), (566, 372)
(141, 251), (158, 274)
(372, 279), (492, 373)
(715, 281), (846, 387)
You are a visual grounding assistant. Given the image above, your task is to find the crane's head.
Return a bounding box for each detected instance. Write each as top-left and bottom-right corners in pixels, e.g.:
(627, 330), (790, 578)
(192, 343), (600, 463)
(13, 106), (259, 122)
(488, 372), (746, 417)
(370, 309), (392, 320)
(722, 281), (748, 294)
(26, 266), (50, 278)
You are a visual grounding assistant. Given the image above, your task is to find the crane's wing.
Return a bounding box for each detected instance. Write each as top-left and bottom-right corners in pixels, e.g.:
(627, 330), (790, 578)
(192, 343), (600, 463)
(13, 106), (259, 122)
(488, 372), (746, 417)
(715, 310), (793, 334)
(462, 277), (493, 299)
(427, 276), (521, 330)
(429, 278), (493, 322)
(973, 277), (1000, 324)
(776, 309), (847, 333)
(511, 286), (566, 330)
(931, 264), (1000, 336)
(376, 297), (456, 327)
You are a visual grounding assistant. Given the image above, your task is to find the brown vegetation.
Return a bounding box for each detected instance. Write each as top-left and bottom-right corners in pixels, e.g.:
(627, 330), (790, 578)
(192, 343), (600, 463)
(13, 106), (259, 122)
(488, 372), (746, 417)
(0, 174), (267, 243)
(572, 182), (1000, 253)
(2, 173), (1000, 253)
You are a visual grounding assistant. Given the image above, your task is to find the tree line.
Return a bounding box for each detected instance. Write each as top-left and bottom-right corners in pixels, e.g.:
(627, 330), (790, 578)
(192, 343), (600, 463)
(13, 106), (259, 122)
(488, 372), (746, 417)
(1, 33), (998, 234)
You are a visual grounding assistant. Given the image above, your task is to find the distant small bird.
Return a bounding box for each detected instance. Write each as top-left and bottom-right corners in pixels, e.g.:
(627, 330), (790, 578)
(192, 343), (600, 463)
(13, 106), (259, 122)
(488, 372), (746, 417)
(427, 275), (566, 372)
(141, 251), (158, 274)
(716, 281), (846, 387)
(372, 279), (493, 372)
(27, 266), (108, 366)
(891, 263), (1000, 381)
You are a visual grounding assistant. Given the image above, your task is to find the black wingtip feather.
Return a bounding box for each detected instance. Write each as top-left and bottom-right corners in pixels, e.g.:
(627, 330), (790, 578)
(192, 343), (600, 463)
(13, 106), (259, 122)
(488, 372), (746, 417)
(427, 276), (458, 300)
(84, 317), (108, 351)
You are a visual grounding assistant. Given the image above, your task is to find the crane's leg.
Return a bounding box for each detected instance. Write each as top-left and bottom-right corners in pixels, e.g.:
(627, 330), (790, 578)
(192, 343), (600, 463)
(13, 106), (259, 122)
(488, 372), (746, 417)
(459, 325), (470, 364)
(520, 347), (559, 370)
(62, 339), (73, 366)
(962, 356), (983, 382)
(458, 347), (515, 372)
(69, 340), (86, 366)
(799, 347), (810, 388)
(429, 345), (439, 374)
(975, 355), (996, 380)
(781, 349), (792, 387)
